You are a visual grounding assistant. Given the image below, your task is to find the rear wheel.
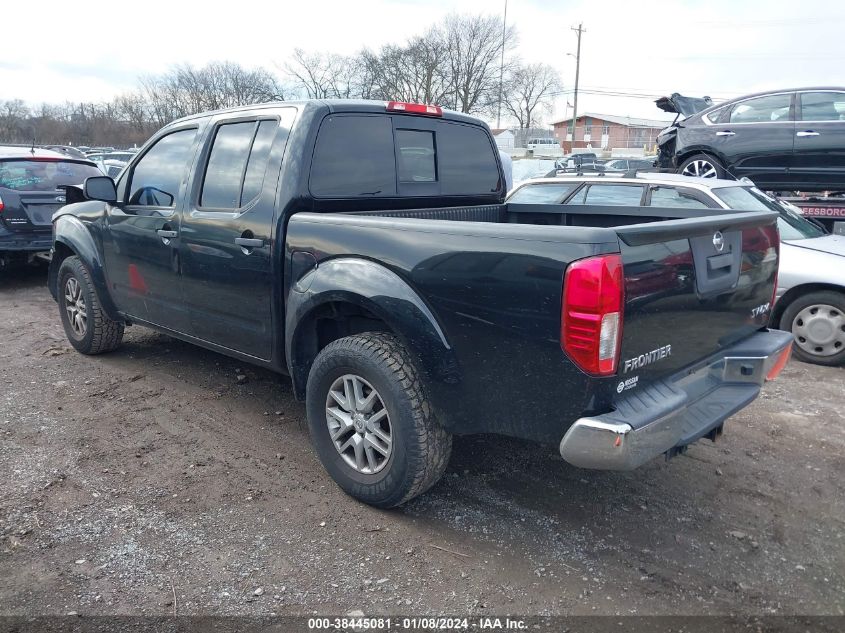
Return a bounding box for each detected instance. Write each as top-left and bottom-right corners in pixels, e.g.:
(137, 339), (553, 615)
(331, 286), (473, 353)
(305, 332), (452, 508)
(780, 291), (845, 366)
(678, 153), (726, 179)
(58, 256), (124, 355)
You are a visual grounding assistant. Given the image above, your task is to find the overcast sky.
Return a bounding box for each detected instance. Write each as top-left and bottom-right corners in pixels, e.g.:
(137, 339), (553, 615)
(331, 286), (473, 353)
(3, 0), (845, 126)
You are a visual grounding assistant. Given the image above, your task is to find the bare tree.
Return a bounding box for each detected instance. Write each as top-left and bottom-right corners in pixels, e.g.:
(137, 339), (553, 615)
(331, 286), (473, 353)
(503, 62), (560, 129)
(442, 14), (516, 114)
(283, 49), (361, 99)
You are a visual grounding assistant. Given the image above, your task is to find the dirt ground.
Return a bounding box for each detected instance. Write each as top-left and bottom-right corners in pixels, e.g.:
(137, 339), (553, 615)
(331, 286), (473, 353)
(1, 265), (844, 618)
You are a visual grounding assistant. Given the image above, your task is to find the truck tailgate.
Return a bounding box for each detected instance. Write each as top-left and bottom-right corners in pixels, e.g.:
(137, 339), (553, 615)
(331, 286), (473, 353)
(615, 211), (779, 386)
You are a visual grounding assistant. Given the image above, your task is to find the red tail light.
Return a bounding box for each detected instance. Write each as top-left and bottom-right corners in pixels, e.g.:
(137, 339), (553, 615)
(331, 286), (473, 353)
(0, 195), (4, 213)
(561, 254), (625, 376)
(386, 101), (443, 116)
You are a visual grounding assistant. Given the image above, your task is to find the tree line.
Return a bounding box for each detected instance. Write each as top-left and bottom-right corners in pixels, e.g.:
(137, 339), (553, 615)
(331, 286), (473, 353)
(0, 13), (560, 148)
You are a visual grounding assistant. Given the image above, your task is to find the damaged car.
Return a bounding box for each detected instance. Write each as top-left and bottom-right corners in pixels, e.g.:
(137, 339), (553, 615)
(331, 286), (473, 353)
(655, 88), (845, 192)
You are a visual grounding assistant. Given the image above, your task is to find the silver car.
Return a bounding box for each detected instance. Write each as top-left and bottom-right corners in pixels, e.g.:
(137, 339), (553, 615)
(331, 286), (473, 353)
(507, 173), (845, 366)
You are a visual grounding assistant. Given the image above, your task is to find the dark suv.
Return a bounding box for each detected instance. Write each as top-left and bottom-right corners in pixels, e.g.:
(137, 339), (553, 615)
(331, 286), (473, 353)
(656, 88), (845, 191)
(0, 147), (101, 269)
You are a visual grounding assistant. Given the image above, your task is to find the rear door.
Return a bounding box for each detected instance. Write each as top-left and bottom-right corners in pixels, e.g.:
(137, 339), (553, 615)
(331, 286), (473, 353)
(179, 108), (295, 359)
(0, 159), (101, 232)
(791, 90), (845, 188)
(614, 211), (779, 385)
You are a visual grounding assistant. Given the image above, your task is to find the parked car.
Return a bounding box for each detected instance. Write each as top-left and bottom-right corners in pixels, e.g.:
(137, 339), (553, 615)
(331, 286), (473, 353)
(602, 157), (657, 173)
(40, 145), (89, 160)
(0, 146), (101, 270)
(86, 151), (136, 164)
(92, 158), (129, 179)
(509, 172), (845, 365)
(655, 88), (845, 191)
(554, 152), (601, 171)
(50, 100), (790, 507)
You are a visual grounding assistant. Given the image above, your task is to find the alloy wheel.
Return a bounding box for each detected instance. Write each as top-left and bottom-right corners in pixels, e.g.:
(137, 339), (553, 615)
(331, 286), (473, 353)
(681, 159), (718, 178)
(64, 276), (88, 338)
(792, 303), (845, 357)
(325, 374), (392, 474)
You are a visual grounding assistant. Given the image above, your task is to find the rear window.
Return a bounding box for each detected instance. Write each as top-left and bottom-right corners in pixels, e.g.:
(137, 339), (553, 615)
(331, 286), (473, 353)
(310, 115), (397, 197)
(309, 114), (500, 198)
(508, 183), (576, 203)
(0, 160), (101, 192)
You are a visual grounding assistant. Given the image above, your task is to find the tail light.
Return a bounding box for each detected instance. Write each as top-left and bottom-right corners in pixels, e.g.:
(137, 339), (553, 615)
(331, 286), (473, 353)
(561, 254), (625, 376)
(386, 101), (443, 116)
(766, 342), (792, 381)
(0, 195), (4, 213)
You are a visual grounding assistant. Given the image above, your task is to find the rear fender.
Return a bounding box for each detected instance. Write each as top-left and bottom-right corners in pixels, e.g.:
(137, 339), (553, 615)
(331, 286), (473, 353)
(285, 257), (459, 400)
(49, 215), (120, 320)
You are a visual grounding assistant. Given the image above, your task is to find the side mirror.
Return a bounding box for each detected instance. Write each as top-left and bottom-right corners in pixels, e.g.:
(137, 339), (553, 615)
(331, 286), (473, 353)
(83, 176), (117, 203)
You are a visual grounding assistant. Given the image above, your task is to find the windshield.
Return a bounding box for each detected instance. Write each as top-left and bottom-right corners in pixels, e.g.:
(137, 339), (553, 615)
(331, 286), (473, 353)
(0, 159), (101, 192)
(712, 186), (826, 240)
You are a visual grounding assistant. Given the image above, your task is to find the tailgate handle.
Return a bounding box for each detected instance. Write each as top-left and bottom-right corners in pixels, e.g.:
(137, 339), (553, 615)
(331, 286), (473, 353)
(707, 252), (733, 272)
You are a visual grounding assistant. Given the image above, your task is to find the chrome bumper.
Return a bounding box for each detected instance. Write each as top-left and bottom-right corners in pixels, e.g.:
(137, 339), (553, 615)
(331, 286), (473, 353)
(559, 329), (794, 471)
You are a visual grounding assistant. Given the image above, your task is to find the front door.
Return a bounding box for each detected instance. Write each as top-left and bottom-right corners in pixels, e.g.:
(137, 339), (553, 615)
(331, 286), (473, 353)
(791, 90), (845, 189)
(178, 109), (295, 360)
(717, 92), (795, 186)
(103, 125), (203, 332)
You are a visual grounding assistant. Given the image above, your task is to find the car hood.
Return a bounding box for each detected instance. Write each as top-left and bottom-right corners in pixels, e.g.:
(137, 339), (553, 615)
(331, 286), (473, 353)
(785, 234), (845, 257)
(655, 93), (713, 117)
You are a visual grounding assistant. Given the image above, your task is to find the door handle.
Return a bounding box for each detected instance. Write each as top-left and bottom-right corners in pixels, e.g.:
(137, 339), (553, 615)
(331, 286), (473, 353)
(715, 131), (736, 136)
(796, 130), (820, 137)
(156, 229), (178, 238)
(234, 237), (264, 248)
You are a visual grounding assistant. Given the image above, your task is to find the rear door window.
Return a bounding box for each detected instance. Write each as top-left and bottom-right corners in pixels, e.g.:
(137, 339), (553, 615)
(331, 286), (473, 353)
(0, 160), (101, 192)
(199, 119), (278, 210)
(799, 91), (845, 121)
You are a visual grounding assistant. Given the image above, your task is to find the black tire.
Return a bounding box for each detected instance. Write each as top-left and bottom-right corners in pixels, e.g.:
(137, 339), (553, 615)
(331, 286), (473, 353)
(779, 290), (845, 366)
(305, 333), (452, 508)
(57, 256), (124, 355)
(678, 153), (727, 179)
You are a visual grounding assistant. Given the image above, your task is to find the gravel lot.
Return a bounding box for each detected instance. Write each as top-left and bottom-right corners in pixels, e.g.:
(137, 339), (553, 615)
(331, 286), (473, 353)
(1, 265), (844, 618)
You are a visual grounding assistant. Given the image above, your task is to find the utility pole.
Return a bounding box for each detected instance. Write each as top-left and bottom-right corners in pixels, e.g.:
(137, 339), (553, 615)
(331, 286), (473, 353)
(569, 23), (585, 150)
(496, 0), (508, 128)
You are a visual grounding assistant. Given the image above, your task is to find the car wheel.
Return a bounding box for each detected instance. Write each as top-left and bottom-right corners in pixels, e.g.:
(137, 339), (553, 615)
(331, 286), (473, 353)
(780, 291), (845, 366)
(58, 256), (124, 355)
(678, 153), (726, 179)
(305, 332), (452, 508)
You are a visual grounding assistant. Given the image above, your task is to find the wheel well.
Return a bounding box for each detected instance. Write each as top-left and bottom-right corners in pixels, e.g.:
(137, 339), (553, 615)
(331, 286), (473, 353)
(48, 242), (75, 297)
(678, 149), (724, 168)
(291, 301), (394, 399)
(772, 283), (845, 326)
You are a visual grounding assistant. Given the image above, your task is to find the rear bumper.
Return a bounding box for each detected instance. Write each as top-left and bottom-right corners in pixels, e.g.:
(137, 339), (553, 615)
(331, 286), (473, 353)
(559, 329), (794, 470)
(0, 230), (52, 252)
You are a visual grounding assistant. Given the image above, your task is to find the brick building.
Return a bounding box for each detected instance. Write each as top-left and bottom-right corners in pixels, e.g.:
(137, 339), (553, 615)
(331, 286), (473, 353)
(551, 113), (672, 153)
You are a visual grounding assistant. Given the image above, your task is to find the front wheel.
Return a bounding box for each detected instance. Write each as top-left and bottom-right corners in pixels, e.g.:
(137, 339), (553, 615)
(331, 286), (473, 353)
(678, 153), (726, 179)
(58, 256), (124, 355)
(305, 333), (452, 508)
(780, 291), (845, 366)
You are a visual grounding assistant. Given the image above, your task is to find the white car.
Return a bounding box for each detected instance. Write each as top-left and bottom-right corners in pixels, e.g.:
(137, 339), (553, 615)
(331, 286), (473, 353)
(508, 172), (845, 366)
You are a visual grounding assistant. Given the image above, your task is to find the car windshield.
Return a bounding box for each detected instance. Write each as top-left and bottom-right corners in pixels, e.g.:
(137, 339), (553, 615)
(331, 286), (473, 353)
(0, 159), (101, 192)
(712, 186), (826, 240)
(508, 182), (576, 203)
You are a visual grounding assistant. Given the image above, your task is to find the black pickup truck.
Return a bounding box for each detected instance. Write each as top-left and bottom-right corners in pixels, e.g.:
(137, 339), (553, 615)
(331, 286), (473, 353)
(49, 100), (793, 507)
